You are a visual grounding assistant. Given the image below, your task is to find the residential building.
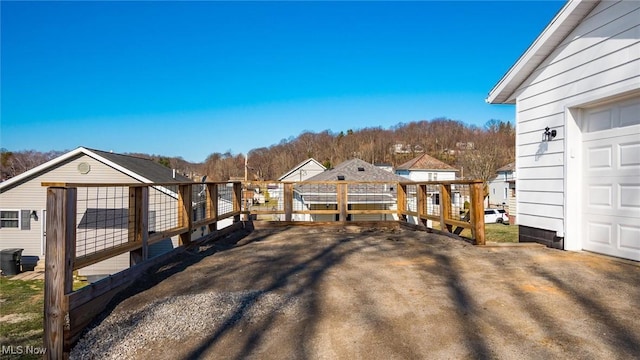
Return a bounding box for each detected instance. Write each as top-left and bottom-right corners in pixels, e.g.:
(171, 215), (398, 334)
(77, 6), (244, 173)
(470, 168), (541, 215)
(487, 162), (516, 223)
(0, 147), (210, 276)
(487, 0), (639, 261)
(395, 153), (458, 182)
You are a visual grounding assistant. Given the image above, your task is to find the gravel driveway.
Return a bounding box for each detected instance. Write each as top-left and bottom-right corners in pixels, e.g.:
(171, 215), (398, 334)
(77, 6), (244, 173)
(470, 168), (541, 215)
(71, 225), (640, 359)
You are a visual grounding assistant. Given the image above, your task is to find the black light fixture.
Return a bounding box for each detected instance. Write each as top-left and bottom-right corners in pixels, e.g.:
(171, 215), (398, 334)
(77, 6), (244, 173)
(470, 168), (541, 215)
(30, 210), (38, 221)
(543, 127), (557, 141)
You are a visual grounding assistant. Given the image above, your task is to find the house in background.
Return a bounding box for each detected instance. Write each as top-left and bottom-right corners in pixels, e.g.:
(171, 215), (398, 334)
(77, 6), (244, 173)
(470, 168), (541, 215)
(487, 162), (517, 223)
(0, 147), (200, 276)
(487, 0), (639, 261)
(278, 158), (326, 182)
(374, 163), (394, 173)
(294, 158), (407, 222)
(395, 153), (458, 181)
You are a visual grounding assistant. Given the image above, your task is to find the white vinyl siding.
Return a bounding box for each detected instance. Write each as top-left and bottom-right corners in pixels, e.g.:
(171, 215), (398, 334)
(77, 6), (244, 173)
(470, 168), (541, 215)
(514, 0), (640, 236)
(0, 154), (137, 258)
(0, 154), (162, 262)
(398, 170), (456, 182)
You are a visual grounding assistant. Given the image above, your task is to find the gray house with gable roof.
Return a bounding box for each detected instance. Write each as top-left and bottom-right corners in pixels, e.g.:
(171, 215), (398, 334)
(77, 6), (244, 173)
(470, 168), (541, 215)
(0, 147), (194, 276)
(293, 158), (407, 222)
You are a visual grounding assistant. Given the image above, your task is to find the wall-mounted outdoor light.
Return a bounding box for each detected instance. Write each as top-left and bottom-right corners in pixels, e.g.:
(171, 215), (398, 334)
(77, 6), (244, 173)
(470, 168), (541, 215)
(543, 127), (557, 141)
(30, 210), (38, 221)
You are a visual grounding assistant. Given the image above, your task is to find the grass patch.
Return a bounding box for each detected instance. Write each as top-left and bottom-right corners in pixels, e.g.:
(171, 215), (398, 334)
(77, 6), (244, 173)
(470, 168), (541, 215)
(0, 277), (44, 359)
(426, 220), (518, 243)
(484, 223), (519, 243)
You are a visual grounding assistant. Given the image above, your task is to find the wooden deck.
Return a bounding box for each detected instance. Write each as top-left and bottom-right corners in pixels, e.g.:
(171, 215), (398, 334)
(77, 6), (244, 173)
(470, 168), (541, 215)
(8, 270), (45, 281)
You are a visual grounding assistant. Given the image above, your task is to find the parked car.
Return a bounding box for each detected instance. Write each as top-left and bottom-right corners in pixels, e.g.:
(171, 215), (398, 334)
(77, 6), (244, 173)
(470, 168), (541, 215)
(484, 209), (509, 224)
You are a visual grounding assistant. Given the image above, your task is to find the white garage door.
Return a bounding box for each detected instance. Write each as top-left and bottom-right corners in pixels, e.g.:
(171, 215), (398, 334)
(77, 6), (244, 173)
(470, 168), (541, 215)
(582, 96), (640, 261)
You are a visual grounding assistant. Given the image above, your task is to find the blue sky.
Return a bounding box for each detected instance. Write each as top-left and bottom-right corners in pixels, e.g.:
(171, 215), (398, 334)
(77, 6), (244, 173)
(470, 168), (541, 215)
(1, 1), (564, 162)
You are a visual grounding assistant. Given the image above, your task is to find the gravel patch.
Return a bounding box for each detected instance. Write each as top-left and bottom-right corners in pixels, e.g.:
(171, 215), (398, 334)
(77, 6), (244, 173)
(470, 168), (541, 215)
(71, 290), (302, 359)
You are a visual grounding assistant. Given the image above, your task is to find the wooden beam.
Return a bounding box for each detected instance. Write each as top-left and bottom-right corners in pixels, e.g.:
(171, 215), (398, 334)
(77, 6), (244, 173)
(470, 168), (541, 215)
(206, 183), (218, 232)
(44, 187), (76, 359)
(337, 183), (348, 222)
(397, 183), (407, 221)
(233, 182), (242, 222)
(440, 184), (452, 233)
(129, 186), (149, 266)
(74, 241), (143, 270)
(283, 182), (293, 222)
(470, 182), (486, 245)
(178, 184), (193, 246)
(418, 184), (428, 221)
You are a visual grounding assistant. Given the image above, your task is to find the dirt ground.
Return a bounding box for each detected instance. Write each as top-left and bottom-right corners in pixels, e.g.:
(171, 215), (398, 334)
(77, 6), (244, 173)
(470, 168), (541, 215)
(73, 224), (640, 360)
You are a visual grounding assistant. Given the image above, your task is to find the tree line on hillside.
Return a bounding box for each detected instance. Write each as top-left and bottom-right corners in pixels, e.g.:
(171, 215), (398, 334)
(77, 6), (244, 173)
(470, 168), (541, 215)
(0, 118), (514, 184)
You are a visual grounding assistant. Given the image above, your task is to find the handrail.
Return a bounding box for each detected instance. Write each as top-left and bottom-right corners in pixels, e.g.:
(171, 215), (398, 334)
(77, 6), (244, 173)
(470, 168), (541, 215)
(42, 179), (484, 358)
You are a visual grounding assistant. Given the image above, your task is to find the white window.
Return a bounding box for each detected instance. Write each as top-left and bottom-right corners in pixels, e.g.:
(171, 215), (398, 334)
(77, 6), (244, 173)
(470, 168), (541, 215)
(0, 210), (20, 228)
(503, 187), (508, 199)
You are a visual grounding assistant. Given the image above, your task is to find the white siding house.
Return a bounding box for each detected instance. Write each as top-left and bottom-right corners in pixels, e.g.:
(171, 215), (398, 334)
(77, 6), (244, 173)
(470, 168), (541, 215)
(395, 153), (458, 181)
(278, 158), (326, 182)
(487, 162), (516, 220)
(0, 147), (194, 275)
(487, 0), (640, 261)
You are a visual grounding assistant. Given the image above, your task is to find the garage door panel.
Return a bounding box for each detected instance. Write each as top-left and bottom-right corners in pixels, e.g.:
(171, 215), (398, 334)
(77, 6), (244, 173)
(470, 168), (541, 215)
(585, 220), (612, 245)
(582, 97), (640, 261)
(586, 146), (612, 170)
(619, 223), (640, 252)
(587, 184), (613, 208)
(619, 141), (640, 168)
(619, 184), (640, 210)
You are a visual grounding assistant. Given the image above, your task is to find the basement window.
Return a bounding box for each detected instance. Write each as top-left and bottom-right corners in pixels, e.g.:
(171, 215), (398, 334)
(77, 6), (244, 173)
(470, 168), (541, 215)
(357, 167), (365, 172)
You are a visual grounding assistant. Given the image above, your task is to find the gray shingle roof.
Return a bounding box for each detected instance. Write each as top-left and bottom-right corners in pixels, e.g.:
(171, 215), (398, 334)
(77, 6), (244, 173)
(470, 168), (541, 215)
(296, 159), (404, 203)
(88, 148), (192, 183)
(306, 158), (407, 182)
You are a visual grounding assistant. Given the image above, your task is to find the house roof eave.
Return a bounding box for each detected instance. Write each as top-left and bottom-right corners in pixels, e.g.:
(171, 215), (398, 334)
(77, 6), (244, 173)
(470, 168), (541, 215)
(486, 0), (599, 104)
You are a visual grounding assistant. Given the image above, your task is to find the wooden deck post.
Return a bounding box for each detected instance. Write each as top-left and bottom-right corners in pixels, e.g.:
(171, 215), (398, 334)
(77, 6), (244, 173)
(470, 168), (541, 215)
(418, 184), (428, 227)
(129, 186), (149, 266)
(206, 183), (218, 232)
(44, 186), (76, 359)
(337, 182), (348, 222)
(470, 182), (486, 245)
(397, 183), (407, 222)
(178, 184), (193, 245)
(439, 184), (452, 232)
(283, 183), (293, 222)
(232, 182), (242, 223)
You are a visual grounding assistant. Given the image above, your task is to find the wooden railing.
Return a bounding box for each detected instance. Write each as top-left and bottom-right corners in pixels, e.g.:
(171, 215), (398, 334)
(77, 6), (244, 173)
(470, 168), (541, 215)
(43, 179), (484, 358)
(42, 181), (242, 359)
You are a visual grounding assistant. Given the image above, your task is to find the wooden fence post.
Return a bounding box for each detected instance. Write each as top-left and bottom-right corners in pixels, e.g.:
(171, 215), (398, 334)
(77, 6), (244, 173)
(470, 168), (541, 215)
(337, 182), (349, 222)
(397, 183), (407, 222)
(418, 184), (428, 227)
(178, 184), (193, 245)
(129, 186), (149, 266)
(44, 186), (76, 359)
(439, 184), (452, 232)
(206, 183), (218, 232)
(283, 183), (293, 222)
(233, 182), (242, 223)
(470, 182), (486, 245)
